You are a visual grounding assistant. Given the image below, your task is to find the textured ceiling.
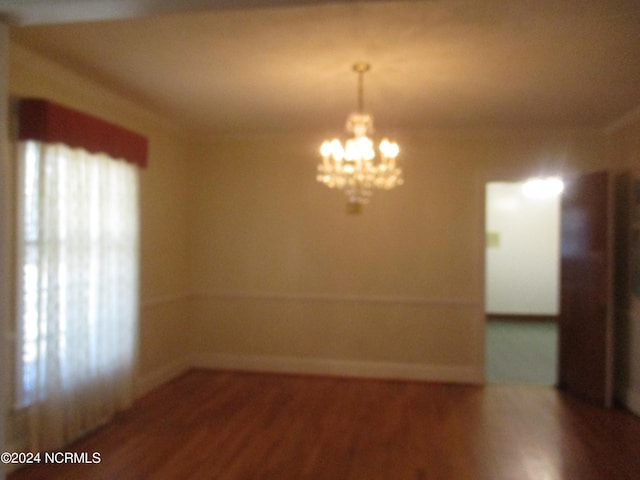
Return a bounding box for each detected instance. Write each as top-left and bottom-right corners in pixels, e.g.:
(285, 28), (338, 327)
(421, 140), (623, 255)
(5, 0), (640, 135)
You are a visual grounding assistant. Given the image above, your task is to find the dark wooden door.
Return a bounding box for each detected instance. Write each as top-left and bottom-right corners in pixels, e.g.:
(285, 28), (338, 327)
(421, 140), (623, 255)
(559, 170), (614, 407)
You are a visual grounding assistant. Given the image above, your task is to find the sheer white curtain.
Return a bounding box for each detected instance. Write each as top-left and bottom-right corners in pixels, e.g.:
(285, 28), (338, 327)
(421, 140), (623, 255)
(15, 140), (139, 453)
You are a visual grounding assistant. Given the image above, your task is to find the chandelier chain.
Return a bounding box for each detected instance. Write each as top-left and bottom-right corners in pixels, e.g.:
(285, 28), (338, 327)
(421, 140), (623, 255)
(353, 62), (370, 113)
(357, 68), (364, 113)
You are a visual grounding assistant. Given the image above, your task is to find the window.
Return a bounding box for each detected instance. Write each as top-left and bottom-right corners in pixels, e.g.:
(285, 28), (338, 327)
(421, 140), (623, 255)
(15, 140), (139, 452)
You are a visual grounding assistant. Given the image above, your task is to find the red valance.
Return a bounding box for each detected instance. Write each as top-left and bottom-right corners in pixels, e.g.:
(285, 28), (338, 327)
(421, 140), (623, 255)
(18, 98), (148, 168)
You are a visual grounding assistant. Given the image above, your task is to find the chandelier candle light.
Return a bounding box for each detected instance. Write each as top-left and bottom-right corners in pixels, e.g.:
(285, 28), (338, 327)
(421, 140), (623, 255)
(317, 62), (402, 213)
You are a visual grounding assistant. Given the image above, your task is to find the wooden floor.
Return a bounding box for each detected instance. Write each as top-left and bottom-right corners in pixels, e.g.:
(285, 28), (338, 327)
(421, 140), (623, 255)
(8, 369), (640, 480)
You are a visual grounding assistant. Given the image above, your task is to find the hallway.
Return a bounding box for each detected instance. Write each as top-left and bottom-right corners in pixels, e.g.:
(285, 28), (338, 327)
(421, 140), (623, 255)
(485, 319), (557, 385)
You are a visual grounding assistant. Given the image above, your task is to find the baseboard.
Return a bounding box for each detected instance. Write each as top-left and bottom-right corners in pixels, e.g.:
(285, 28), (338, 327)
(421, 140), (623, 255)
(134, 352), (483, 400)
(191, 352), (483, 384)
(487, 313), (558, 323)
(135, 358), (190, 398)
(623, 388), (640, 417)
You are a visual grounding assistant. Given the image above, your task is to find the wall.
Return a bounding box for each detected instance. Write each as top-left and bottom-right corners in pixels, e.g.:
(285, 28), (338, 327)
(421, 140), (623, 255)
(188, 128), (605, 383)
(485, 181), (560, 316)
(608, 110), (640, 415)
(7, 43), (193, 400)
(187, 132), (485, 382)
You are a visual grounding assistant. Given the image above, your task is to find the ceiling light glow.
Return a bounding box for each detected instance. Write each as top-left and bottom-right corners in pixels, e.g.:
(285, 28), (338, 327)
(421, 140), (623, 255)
(522, 177), (564, 198)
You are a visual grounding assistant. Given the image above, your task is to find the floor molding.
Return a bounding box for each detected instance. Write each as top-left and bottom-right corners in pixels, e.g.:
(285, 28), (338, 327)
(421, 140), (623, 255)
(191, 352), (482, 384)
(135, 358), (190, 398)
(487, 313), (558, 323)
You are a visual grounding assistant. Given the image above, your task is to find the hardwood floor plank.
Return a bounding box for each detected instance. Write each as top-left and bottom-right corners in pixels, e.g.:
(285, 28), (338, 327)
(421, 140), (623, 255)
(7, 369), (640, 480)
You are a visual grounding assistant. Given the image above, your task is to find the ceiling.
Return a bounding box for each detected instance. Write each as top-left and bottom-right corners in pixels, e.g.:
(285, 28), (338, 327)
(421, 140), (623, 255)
(3, 0), (640, 136)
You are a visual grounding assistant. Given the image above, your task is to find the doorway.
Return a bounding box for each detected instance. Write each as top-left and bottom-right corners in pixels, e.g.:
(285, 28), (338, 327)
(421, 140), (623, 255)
(485, 180), (562, 385)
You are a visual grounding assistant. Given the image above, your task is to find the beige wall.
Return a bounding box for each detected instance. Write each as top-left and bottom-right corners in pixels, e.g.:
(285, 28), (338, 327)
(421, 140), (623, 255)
(188, 128), (605, 381)
(188, 133), (485, 380)
(8, 44), (193, 396)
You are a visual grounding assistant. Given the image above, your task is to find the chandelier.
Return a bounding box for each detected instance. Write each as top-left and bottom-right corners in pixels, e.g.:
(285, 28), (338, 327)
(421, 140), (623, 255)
(317, 62), (402, 213)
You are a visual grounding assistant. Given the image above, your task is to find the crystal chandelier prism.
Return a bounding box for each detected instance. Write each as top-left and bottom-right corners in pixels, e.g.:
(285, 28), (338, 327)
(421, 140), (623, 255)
(317, 62), (402, 213)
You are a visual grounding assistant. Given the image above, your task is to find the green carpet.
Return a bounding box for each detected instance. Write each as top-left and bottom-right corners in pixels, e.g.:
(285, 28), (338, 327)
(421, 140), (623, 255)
(485, 320), (557, 385)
